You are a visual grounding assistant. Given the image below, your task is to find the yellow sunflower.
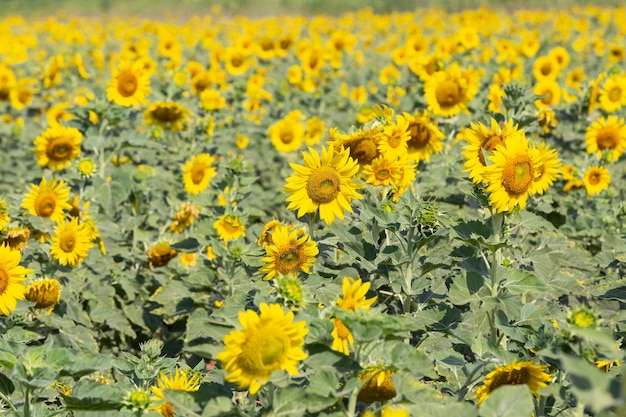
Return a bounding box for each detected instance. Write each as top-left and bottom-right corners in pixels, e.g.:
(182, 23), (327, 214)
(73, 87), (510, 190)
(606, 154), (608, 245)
(482, 134), (541, 213)
(331, 318), (354, 355)
(532, 55), (560, 81)
(585, 115), (626, 162)
(357, 365), (397, 403)
(530, 142), (561, 195)
(583, 166), (610, 198)
(424, 63), (473, 117)
(0, 198), (9, 231)
(533, 79), (561, 109)
(462, 118), (525, 184)
(148, 241), (178, 268)
(259, 224), (318, 281)
(362, 155), (404, 187)
(150, 368), (201, 417)
(144, 102), (191, 132)
(50, 217), (94, 267)
(106, 60), (151, 107)
(337, 277), (377, 312)
(396, 110), (445, 163)
(598, 74), (626, 113)
(182, 153), (217, 194)
(22, 178), (72, 223)
(304, 116), (326, 146)
(24, 278), (62, 313)
(257, 220), (282, 248)
(389, 157), (418, 203)
(474, 361), (551, 406)
(283, 145), (363, 226)
(328, 126), (383, 169)
(268, 111), (305, 153)
(0, 243), (32, 315)
(216, 303), (308, 395)
(377, 119), (410, 160)
(213, 214), (245, 242)
(2, 227), (30, 250)
(34, 125), (83, 170)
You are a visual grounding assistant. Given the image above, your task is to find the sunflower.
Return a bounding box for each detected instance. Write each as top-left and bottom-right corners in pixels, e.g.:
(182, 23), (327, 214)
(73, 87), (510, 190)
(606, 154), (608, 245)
(482, 134), (541, 213)
(424, 64), (472, 117)
(50, 217), (94, 267)
(283, 145), (363, 226)
(24, 278), (62, 313)
(362, 155), (404, 187)
(144, 102), (191, 132)
(106, 60), (151, 107)
(2, 227), (30, 250)
(200, 89), (226, 111)
(358, 365), (397, 403)
(532, 55), (560, 81)
(259, 224), (318, 281)
(304, 116), (326, 146)
(530, 142), (561, 195)
(328, 126), (383, 169)
(0, 198), (9, 231)
(150, 368), (201, 417)
(586, 115), (626, 163)
(213, 214), (245, 242)
(583, 166), (610, 198)
(389, 157), (418, 203)
(216, 303), (308, 395)
(168, 202), (200, 234)
(537, 108), (557, 135)
(22, 178), (72, 223)
(0, 243), (32, 315)
(462, 118), (525, 184)
(337, 277), (377, 312)
(598, 75), (626, 113)
(34, 125), (83, 170)
(257, 220), (282, 248)
(377, 119), (410, 160)
(533, 79), (561, 109)
(182, 153), (217, 194)
(268, 111), (305, 153)
(474, 361), (551, 406)
(331, 318), (354, 355)
(9, 78), (37, 110)
(397, 110), (445, 163)
(147, 241), (178, 268)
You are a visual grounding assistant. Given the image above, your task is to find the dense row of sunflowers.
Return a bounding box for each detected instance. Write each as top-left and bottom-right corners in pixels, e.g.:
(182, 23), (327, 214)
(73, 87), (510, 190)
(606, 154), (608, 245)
(0, 4), (625, 416)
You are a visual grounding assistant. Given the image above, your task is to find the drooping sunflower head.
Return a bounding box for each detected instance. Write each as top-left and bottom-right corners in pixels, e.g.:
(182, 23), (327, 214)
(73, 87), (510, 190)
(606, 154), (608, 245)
(257, 219), (282, 248)
(50, 217), (94, 267)
(474, 361), (551, 406)
(22, 177), (72, 223)
(330, 317), (354, 355)
(283, 145), (363, 226)
(0, 243), (33, 315)
(260, 224), (318, 280)
(357, 365), (397, 403)
(336, 277), (377, 312)
(329, 126), (384, 169)
(2, 227), (30, 250)
(144, 102), (191, 132)
(24, 278), (62, 312)
(216, 303), (309, 395)
(147, 241), (178, 268)
(182, 153), (217, 195)
(276, 273), (306, 309)
(34, 125), (83, 171)
(585, 115), (626, 162)
(169, 202), (200, 234)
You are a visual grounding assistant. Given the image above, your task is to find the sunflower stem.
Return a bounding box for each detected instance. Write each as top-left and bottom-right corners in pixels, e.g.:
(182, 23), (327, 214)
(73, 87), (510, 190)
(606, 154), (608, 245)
(307, 212), (316, 241)
(0, 390), (18, 415)
(402, 226), (416, 314)
(23, 387), (31, 417)
(489, 211), (504, 346)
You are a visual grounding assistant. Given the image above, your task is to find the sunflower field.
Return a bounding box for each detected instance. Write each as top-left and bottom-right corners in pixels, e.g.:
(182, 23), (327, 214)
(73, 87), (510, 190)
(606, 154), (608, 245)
(0, 2), (625, 416)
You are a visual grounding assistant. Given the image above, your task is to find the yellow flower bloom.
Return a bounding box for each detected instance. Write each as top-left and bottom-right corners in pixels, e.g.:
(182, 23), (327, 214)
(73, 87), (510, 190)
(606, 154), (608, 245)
(147, 242), (178, 268)
(362, 155), (403, 186)
(331, 318), (354, 355)
(106, 60), (151, 107)
(304, 116), (326, 146)
(217, 303), (308, 395)
(0, 243), (32, 315)
(24, 278), (62, 313)
(283, 145), (363, 226)
(377, 119), (410, 160)
(396, 110), (445, 163)
(474, 361), (551, 406)
(533, 79), (561, 109)
(144, 102), (191, 132)
(168, 202), (200, 234)
(213, 214), (245, 242)
(585, 115), (626, 162)
(337, 277), (377, 312)
(50, 217), (94, 267)
(357, 366), (397, 403)
(260, 225), (318, 281)
(200, 89), (226, 111)
(34, 125), (82, 171)
(530, 142), (561, 195)
(424, 63), (473, 117)
(598, 74), (626, 113)
(149, 368), (201, 417)
(22, 178), (72, 223)
(0, 198), (9, 231)
(583, 166), (610, 198)
(182, 153), (217, 194)
(268, 111), (305, 153)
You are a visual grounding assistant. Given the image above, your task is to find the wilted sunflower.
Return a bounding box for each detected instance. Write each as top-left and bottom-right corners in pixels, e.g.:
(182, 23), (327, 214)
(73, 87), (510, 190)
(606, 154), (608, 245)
(474, 361), (551, 406)
(257, 220), (282, 248)
(396, 110), (445, 163)
(217, 303), (308, 395)
(149, 368), (201, 417)
(2, 227), (30, 250)
(260, 224), (318, 280)
(283, 145), (363, 226)
(22, 178), (72, 223)
(182, 153), (217, 194)
(583, 166), (610, 197)
(585, 115), (626, 162)
(24, 278), (62, 313)
(213, 214), (246, 242)
(144, 102), (191, 132)
(148, 242), (178, 268)
(168, 202), (200, 234)
(106, 60), (151, 107)
(34, 125), (83, 170)
(337, 277), (377, 312)
(50, 217), (94, 267)
(0, 243), (32, 315)
(482, 134), (542, 213)
(358, 365), (397, 403)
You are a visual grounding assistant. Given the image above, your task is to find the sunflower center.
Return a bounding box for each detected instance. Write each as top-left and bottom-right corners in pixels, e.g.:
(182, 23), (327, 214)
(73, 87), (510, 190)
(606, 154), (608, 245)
(608, 87), (622, 102)
(153, 106), (178, 122)
(388, 132), (403, 148)
(239, 327), (287, 374)
(190, 164), (205, 184)
(540, 63), (552, 76)
(334, 319), (351, 339)
(540, 89), (553, 105)
(375, 168), (391, 181)
(490, 367), (531, 392)
(478, 135), (505, 165)
(501, 155), (534, 195)
(160, 402), (175, 417)
(117, 72), (138, 97)
(306, 166), (341, 204)
(222, 216), (242, 233)
(276, 246), (303, 274)
(47, 137), (74, 161)
(0, 266), (8, 295)
(435, 80), (460, 107)
(408, 122), (431, 149)
(280, 129), (294, 144)
(231, 57), (243, 68)
(588, 172), (601, 185)
(596, 128), (618, 150)
(35, 193), (57, 218)
(59, 232), (76, 253)
(350, 138), (378, 165)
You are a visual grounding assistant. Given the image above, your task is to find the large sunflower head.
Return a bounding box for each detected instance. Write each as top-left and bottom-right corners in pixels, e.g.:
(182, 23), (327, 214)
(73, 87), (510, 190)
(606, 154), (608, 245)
(397, 111), (445, 163)
(106, 60), (151, 107)
(585, 115), (626, 163)
(22, 178), (72, 223)
(357, 365), (397, 403)
(50, 217), (94, 267)
(34, 125), (83, 171)
(259, 224), (318, 281)
(216, 303), (308, 395)
(182, 153), (217, 195)
(474, 361), (551, 406)
(144, 102), (191, 132)
(361, 155), (404, 187)
(0, 243), (32, 315)
(424, 64), (472, 117)
(283, 145), (363, 226)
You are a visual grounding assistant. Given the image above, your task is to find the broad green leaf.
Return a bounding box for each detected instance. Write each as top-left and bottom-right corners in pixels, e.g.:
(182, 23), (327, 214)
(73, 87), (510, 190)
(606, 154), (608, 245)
(478, 384), (533, 417)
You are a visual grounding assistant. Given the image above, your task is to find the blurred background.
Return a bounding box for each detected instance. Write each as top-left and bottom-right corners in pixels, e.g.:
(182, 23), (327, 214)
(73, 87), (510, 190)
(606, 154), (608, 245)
(0, 0), (623, 17)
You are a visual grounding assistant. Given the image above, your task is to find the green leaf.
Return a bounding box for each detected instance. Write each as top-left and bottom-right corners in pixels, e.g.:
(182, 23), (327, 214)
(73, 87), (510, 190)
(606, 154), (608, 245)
(304, 349), (361, 373)
(501, 269), (548, 294)
(306, 370), (339, 397)
(0, 373), (14, 395)
(478, 384), (533, 417)
(172, 237), (201, 251)
(63, 380), (125, 411)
